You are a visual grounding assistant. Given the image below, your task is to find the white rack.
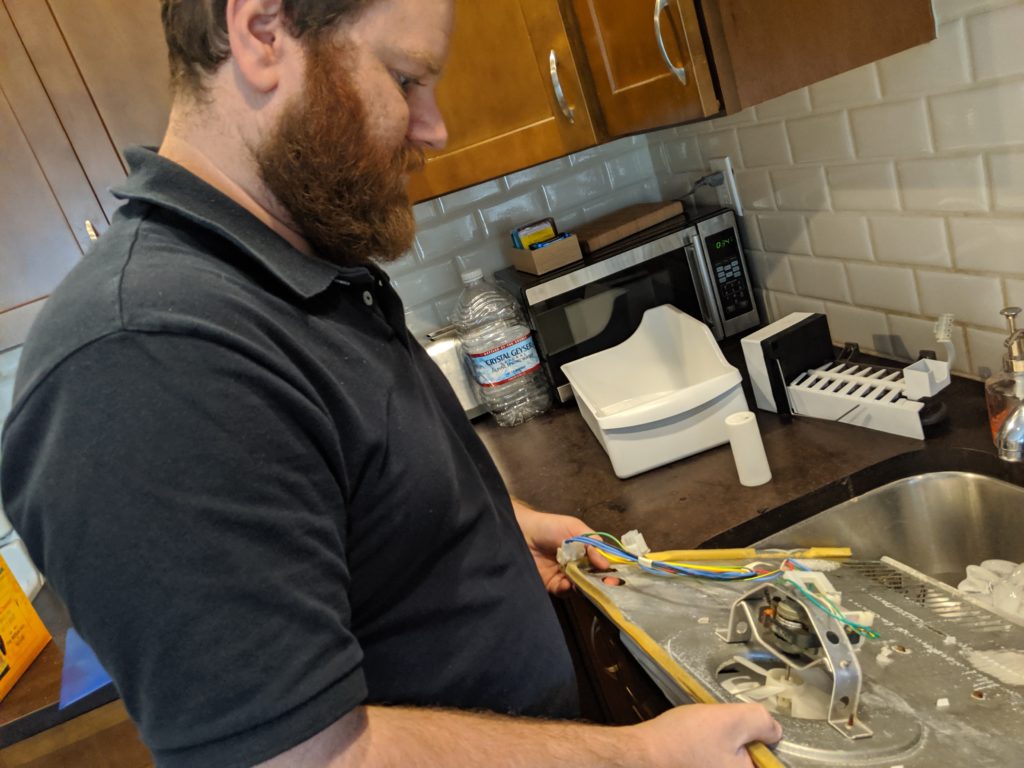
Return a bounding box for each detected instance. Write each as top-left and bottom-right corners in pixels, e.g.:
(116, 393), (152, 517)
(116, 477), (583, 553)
(786, 359), (948, 440)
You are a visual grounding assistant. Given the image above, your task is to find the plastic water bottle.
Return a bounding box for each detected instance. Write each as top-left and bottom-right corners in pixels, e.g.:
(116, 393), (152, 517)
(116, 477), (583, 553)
(453, 269), (552, 427)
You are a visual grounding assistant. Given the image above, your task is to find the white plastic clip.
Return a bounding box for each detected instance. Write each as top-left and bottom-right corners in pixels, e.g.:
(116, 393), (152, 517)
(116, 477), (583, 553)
(557, 540), (586, 567)
(621, 529), (651, 557)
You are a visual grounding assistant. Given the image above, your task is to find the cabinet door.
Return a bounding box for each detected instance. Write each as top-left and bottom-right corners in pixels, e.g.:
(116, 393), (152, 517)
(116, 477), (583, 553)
(0, 5), (99, 336)
(5, 0), (170, 218)
(407, 0), (598, 201)
(702, 0), (935, 113)
(569, 0), (719, 137)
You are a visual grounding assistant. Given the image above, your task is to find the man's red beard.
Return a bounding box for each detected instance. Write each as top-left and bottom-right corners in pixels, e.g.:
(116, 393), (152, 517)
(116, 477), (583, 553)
(253, 36), (422, 267)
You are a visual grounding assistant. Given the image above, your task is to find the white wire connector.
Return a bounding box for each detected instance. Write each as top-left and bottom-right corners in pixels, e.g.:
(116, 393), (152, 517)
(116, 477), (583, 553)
(557, 540), (586, 567)
(620, 529), (651, 557)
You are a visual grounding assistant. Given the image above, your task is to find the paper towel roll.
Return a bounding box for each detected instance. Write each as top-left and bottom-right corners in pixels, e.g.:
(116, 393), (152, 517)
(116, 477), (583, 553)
(725, 411), (772, 487)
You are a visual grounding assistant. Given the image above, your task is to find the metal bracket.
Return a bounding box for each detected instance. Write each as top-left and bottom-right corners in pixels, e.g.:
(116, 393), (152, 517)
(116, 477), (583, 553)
(717, 580), (872, 740)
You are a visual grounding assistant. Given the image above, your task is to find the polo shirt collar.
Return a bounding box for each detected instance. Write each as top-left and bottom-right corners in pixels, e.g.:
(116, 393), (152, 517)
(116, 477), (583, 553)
(112, 147), (378, 300)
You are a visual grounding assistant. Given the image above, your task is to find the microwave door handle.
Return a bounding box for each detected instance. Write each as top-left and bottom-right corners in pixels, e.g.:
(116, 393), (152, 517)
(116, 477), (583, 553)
(684, 241), (723, 337)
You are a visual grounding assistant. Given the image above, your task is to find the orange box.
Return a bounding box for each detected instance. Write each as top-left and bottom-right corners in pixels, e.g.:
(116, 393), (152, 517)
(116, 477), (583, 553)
(0, 552), (51, 700)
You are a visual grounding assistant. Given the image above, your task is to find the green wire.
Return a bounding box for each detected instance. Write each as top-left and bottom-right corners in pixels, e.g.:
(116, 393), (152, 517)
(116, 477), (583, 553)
(787, 579), (880, 639)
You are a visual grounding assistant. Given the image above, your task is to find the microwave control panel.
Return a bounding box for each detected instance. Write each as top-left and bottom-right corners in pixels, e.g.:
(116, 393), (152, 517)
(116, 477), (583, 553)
(705, 228), (753, 321)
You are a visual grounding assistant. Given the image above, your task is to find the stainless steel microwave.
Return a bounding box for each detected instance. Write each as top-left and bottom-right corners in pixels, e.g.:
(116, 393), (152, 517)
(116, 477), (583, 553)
(494, 206), (760, 402)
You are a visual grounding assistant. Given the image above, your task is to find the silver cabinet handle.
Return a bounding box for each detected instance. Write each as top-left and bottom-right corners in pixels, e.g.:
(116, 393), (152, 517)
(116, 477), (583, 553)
(548, 49), (575, 124)
(85, 220), (99, 242)
(654, 0), (688, 85)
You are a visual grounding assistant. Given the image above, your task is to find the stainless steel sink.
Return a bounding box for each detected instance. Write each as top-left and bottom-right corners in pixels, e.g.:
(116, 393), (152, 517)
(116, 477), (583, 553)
(750, 470), (1024, 586)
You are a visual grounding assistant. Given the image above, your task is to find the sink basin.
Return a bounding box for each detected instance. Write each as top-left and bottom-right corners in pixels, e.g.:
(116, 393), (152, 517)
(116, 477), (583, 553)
(704, 447), (1024, 586)
(751, 471), (1024, 585)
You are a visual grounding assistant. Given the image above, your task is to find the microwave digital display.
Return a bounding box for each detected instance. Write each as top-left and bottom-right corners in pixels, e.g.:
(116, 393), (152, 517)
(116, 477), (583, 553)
(704, 227), (752, 321)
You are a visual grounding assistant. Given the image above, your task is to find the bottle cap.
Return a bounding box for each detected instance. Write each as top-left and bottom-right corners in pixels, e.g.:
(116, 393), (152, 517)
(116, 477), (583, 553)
(460, 269), (484, 284)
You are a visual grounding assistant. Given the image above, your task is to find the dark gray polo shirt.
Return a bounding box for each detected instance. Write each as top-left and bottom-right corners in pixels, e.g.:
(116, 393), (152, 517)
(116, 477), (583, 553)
(1, 148), (577, 767)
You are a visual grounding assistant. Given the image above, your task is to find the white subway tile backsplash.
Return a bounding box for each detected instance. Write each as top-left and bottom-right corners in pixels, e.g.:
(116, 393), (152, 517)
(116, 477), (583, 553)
(1003, 277), (1024, 310)
(849, 100), (933, 158)
(969, 4), (1024, 81)
(988, 150), (1024, 210)
(950, 217), (1024, 274)
(698, 129), (742, 164)
(967, 326), (1008, 377)
(737, 123), (792, 168)
(897, 156), (988, 211)
(438, 180), (503, 213)
(773, 291), (826, 316)
(382, 248), (420, 277)
(747, 251), (795, 293)
(931, 80), (1024, 150)
(479, 190), (548, 235)
(391, 259), (461, 309)
(734, 170), (775, 211)
(826, 163), (900, 210)
(740, 215), (763, 251)
(786, 112), (854, 163)
(877, 21), (970, 98)
(917, 270), (1004, 327)
(933, 0), (1018, 24)
(455, 243), (511, 281)
(770, 166), (830, 211)
(416, 213), (481, 261)
(869, 215), (952, 266)
(658, 135), (705, 173)
(788, 256), (851, 302)
(823, 302), (892, 355)
(808, 214), (873, 260)
(754, 89), (811, 121)
(542, 165), (612, 212)
(413, 200), (441, 225)
(887, 314), (969, 374)
(846, 263), (921, 312)
(504, 157), (570, 189)
(809, 64), (881, 110)
(758, 213), (811, 254)
(605, 148), (657, 190)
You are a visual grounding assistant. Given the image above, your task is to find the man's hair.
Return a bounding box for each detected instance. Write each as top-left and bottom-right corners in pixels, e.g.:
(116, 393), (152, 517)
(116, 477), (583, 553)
(161, 0), (371, 98)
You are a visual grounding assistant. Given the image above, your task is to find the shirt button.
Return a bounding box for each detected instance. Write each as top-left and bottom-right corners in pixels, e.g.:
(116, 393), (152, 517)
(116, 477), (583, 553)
(362, 290), (374, 307)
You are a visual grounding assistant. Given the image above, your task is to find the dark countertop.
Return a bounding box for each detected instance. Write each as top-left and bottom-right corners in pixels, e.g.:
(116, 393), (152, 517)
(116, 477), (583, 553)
(0, 347), (1006, 746)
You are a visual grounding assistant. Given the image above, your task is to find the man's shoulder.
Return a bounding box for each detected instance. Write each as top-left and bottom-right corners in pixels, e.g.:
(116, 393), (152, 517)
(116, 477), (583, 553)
(16, 202), (293, 403)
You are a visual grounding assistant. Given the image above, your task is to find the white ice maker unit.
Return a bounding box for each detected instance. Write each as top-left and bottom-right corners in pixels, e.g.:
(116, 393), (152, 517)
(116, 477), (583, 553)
(742, 313), (951, 440)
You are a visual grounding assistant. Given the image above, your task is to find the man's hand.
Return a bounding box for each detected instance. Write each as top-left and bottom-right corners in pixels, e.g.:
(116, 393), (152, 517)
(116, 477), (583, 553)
(634, 702), (783, 768)
(511, 498), (609, 594)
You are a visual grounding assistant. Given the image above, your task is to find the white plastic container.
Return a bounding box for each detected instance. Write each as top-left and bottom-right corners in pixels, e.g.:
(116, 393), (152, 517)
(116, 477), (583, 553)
(561, 305), (748, 478)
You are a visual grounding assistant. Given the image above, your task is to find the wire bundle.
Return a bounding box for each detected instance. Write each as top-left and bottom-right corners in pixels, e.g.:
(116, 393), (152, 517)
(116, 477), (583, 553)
(567, 531), (881, 640)
(564, 532), (783, 582)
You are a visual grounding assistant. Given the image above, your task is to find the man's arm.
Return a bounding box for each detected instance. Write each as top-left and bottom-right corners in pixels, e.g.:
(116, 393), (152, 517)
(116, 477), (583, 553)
(259, 702), (782, 768)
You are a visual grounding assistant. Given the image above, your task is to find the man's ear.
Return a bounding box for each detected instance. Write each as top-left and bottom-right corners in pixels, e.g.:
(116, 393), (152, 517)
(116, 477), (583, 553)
(225, 0), (291, 93)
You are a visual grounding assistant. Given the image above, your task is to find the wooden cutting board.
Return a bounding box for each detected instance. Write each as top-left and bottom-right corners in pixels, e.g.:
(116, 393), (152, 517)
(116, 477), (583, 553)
(575, 201), (684, 254)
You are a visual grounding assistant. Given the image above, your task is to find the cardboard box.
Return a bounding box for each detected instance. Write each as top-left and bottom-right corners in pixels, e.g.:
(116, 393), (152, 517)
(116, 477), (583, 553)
(510, 234), (583, 275)
(575, 201), (684, 254)
(0, 551), (51, 701)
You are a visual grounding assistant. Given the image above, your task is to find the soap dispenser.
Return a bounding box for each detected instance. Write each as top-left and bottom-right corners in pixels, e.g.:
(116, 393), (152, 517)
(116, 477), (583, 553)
(985, 306), (1024, 443)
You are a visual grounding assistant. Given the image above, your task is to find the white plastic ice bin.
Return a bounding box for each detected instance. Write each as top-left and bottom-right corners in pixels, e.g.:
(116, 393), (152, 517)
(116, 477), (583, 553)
(561, 305), (748, 479)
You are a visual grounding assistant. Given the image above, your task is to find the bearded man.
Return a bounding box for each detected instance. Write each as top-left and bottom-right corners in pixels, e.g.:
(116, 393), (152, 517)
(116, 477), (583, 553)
(1, 1), (781, 765)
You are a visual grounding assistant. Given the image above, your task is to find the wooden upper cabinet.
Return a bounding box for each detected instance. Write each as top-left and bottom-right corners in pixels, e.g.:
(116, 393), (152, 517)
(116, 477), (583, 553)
(702, 0), (936, 113)
(568, 0), (719, 137)
(407, 0), (597, 201)
(6, 0), (170, 215)
(0, 4), (99, 325)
